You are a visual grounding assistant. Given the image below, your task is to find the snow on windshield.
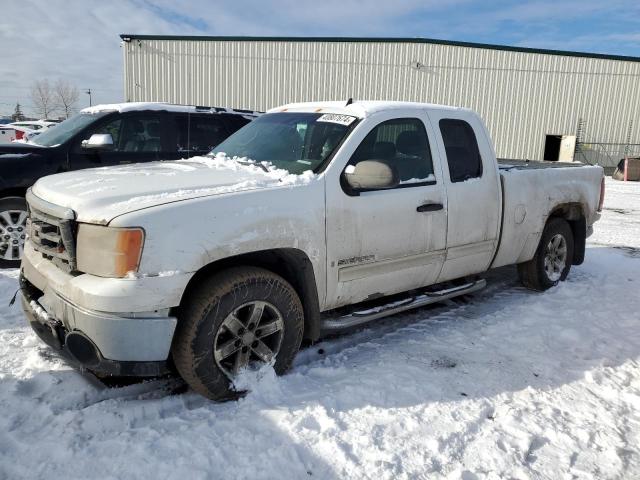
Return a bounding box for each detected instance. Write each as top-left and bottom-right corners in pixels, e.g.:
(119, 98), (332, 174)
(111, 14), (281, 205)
(210, 112), (355, 175)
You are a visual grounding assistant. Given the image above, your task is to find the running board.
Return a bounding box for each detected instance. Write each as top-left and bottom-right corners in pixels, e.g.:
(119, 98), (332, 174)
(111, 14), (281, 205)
(321, 279), (486, 332)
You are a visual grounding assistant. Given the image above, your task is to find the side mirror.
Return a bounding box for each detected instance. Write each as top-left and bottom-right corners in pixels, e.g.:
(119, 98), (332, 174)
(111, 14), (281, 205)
(344, 160), (399, 191)
(81, 133), (114, 150)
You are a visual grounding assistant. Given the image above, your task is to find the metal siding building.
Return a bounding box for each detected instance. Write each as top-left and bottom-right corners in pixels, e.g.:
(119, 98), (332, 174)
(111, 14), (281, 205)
(121, 35), (640, 164)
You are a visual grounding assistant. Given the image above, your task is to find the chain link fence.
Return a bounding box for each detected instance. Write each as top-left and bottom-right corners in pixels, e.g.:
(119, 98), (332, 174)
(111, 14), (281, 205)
(574, 142), (640, 174)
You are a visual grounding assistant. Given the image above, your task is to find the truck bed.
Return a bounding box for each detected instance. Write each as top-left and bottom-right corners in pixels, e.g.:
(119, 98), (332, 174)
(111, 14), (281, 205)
(491, 159), (603, 270)
(498, 158), (588, 170)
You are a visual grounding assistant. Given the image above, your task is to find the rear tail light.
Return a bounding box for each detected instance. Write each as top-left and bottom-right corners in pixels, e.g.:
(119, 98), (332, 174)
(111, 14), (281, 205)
(598, 176), (605, 212)
(15, 129), (24, 140)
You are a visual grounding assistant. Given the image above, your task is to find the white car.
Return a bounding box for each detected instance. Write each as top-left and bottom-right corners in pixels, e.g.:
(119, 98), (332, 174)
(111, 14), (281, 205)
(20, 101), (604, 400)
(0, 125), (19, 143)
(10, 120), (58, 142)
(10, 120), (58, 131)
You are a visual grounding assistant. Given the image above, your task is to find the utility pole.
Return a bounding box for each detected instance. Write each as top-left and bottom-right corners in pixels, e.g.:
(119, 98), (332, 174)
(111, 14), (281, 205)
(85, 88), (92, 107)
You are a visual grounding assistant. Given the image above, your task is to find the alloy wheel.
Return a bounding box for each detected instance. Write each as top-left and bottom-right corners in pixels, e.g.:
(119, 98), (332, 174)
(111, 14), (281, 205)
(213, 300), (285, 379)
(544, 233), (567, 282)
(0, 209), (28, 262)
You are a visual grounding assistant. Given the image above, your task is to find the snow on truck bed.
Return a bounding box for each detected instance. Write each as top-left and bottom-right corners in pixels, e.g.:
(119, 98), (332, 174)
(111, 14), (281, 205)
(1, 178), (639, 479)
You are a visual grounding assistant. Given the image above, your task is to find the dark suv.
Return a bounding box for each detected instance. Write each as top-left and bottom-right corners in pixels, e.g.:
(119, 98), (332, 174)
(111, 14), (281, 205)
(0, 103), (259, 267)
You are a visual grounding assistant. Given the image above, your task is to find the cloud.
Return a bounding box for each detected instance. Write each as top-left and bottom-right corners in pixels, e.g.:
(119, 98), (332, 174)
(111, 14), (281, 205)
(1, 0), (638, 117)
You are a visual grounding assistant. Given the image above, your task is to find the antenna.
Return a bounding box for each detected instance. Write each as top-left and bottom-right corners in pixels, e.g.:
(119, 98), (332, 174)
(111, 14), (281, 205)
(345, 98), (353, 106)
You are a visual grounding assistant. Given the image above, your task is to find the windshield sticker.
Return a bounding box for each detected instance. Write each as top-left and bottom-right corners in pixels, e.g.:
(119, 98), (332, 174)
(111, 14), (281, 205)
(317, 114), (357, 126)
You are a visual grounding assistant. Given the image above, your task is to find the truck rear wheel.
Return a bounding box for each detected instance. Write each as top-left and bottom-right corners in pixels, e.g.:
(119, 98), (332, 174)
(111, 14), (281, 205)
(171, 266), (304, 400)
(518, 218), (574, 291)
(0, 197), (28, 269)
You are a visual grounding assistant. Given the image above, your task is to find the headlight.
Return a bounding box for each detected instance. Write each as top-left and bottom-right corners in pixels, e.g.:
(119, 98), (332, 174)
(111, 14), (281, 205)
(76, 224), (145, 278)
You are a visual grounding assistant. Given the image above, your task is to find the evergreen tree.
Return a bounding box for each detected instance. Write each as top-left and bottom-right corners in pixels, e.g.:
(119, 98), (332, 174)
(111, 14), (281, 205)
(11, 103), (25, 122)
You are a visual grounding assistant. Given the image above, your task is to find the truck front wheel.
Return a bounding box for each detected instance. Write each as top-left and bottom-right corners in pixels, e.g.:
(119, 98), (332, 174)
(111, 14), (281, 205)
(172, 266), (304, 400)
(518, 218), (574, 291)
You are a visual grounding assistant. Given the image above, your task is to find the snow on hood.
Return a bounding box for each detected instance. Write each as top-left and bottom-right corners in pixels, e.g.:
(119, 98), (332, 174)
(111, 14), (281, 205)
(31, 153), (315, 224)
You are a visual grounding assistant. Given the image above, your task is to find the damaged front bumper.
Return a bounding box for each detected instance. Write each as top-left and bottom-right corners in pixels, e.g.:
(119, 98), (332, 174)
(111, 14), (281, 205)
(20, 275), (174, 377)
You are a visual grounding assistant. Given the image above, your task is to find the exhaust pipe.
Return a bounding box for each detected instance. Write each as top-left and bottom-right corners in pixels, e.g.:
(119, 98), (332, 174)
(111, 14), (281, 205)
(65, 331), (101, 367)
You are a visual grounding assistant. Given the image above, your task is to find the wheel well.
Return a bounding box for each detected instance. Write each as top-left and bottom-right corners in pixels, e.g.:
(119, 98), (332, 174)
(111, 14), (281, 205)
(180, 249), (322, 342)
(548, 203), (586, 265)
(0, 188), (27, 200)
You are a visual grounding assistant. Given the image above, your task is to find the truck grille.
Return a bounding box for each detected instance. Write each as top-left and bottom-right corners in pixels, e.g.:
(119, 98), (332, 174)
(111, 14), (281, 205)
(26, 192), (77, 272)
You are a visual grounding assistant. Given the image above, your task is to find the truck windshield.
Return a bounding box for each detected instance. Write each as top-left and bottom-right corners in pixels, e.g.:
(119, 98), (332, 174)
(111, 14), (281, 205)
(31, 112), (109, 147)
(211, 112), (357, 174)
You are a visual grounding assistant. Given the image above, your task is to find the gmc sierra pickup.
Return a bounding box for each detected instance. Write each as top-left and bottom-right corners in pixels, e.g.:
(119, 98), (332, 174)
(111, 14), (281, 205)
(19, 101), (605, 400)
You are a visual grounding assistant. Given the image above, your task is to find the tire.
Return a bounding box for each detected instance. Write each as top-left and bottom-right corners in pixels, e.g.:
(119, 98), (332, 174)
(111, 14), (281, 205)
(0, 197), (28, 269)
(518, 218), (574, 291)
(171, 266), (304, 400)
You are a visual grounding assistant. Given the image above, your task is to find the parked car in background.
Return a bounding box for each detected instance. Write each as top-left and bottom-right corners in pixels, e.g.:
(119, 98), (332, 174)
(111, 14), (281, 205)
(10, 120), (60, 143)
(19, 101), (604, 400)
(0, 102), (260, 267)
(0, 125), (20, 143)
(10, 120), (59, 132)
(0, 124), (35, 143)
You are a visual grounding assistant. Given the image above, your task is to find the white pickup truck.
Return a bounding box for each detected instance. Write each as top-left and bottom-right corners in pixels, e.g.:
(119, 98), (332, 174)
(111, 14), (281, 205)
(19, 101), (605, 400)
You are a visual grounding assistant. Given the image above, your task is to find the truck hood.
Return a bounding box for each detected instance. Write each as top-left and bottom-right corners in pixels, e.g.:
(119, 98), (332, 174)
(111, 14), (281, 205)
(31, 155), (314, 224)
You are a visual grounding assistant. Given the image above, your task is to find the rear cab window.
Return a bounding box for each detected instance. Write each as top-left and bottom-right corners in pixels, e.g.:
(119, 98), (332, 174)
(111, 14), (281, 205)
(439, 119), (483, 183)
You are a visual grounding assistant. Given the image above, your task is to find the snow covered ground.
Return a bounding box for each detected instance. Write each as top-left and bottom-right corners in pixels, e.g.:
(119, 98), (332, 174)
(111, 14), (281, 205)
(1, 178), (639, 479)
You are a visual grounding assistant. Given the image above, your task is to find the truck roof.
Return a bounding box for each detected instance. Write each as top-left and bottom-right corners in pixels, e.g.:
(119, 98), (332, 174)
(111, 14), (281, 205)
(270, 100), (471, 118)
(80, 102), (261, 118)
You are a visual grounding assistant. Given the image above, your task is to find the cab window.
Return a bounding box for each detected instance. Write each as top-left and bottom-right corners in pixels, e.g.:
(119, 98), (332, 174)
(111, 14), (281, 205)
(439, 119), (483, 182)
(349, 118), (434, 186)
(76, 115), (162, 153)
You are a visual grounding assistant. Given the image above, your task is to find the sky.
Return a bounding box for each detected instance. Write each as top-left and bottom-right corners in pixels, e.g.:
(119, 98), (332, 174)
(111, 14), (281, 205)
(1, 0), (639, 118)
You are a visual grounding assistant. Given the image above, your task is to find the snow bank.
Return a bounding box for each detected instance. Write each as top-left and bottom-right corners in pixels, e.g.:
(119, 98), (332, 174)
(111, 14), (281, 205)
(589, 177), (640, 249)
(0, 178), (639, 479)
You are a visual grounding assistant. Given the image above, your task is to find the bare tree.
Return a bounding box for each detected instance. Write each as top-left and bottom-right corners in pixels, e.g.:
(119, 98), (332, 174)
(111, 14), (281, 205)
(54, 79), (80, 119)
(30, 79), (57, 119)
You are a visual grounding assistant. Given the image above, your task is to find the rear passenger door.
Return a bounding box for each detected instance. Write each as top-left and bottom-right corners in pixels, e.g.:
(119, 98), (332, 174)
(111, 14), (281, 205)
(169, 113), (249, 158)
(426, 111), (502, 282)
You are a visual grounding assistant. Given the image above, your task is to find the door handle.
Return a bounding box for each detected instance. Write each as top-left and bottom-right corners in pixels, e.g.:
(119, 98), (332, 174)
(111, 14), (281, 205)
(417, 203), (443, 212)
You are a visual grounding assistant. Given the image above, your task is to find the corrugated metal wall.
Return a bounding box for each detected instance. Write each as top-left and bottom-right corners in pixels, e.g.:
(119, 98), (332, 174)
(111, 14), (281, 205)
(122, 38), (640, 160)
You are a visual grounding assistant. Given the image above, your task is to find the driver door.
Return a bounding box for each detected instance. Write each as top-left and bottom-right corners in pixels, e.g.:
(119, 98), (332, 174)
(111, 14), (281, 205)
(68, 113), (165, 170)
(324, 113), (448, 309)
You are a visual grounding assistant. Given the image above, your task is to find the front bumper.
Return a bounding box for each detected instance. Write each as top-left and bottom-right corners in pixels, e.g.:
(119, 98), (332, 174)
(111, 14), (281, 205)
(19, 241), (189, 377)
(20, 276), (170, 377)
(21, 242), (191, 362)
(20, 275), (175, 377)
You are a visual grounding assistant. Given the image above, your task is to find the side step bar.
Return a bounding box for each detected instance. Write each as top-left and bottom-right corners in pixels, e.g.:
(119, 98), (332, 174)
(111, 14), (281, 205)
(321, 279), (486, 332)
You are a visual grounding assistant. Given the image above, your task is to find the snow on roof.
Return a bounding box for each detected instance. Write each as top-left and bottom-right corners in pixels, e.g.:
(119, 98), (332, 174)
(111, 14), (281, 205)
(10, 120), (56, 126)
(268, 100), (468, 118)
(80, 102), (261, 117)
